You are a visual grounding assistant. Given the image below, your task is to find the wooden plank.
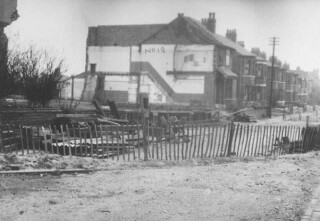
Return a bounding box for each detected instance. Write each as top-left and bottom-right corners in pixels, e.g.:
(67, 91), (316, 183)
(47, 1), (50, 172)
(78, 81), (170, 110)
(248, 125), (255, 156)
(151, 124), (155, 159)
(60, 125), (66, 156)
(208, 124), (215, 158)
(269, 125), (275, 155)
(0, 168), (93, 175)
(169, 122), (173, 160)
(125, 124), (130, 161)
(42, 126), (48, 152)
(72, 125), (77, 156)
(121, 125), (126, 161)
(99, 125), (104, 159)
(276, 126), (282, 155)
(12, 125), (18, 155)
(189, 124), (194, 158)
(163, 125), (167, 160)
(242, 125), (249, 157)
(253, 126), (260, 156)
(192, 124), (198, 158)
(223, 124), (231, 156)
(116, 126), (120, 160)
(292, 126), (297, 153)
(78, 125), (83, 156)
(54, 126), (59, 155)
(88, 125), (94, 157)
(177, 123), (181, 160)
(200, 124), (206, 158)
(216, 125), (223, 157)
(105, 125), (110, 158)
(197, 124), (203, 158)
(128, 123), (134, 160)
(236, 124), (243, 157)
(221, 124), (228, 156)
(31, 126), (35, 153)
(232, 123), (239, 156)
(204, 124), (211, 158)
(66, 125), (72, 156)
(19, 125), (24, 156)
(184, 123), (189, 159)
(137, 123), (141, 160)
(181, 123), (185, 160)
(157, 125), (162, 160)
(37, 127), (41, 151)
(261, 126), (266, 156)
(94, 124), (99, 158)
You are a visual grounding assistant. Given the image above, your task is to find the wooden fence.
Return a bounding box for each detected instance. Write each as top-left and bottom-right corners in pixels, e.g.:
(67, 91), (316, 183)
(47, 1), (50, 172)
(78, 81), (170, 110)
(1, 122), (320, 160)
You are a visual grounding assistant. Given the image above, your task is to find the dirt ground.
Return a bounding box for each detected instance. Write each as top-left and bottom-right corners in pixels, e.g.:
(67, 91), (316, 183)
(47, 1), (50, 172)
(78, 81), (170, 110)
(1, 152), (320, 221)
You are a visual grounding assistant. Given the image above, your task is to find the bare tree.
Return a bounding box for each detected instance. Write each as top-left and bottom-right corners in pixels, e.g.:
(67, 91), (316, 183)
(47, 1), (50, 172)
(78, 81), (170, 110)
(6, 46), (66, 107)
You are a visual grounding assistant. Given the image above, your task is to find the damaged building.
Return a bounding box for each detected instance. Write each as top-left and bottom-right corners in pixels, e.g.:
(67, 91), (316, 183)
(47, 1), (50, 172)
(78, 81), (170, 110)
(61, 12), (314, 110)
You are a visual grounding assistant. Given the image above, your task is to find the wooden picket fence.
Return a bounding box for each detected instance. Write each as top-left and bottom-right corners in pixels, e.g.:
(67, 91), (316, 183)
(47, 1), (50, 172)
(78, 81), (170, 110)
(1, 122), (320, 160)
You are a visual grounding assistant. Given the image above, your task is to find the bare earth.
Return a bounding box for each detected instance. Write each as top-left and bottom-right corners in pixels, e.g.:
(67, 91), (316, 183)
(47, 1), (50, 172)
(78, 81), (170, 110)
(1, 152), (320, 221)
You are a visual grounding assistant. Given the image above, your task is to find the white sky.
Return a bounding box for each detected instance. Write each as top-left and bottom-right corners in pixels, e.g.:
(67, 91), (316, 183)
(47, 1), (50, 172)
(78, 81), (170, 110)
(5, 0), (320, 75)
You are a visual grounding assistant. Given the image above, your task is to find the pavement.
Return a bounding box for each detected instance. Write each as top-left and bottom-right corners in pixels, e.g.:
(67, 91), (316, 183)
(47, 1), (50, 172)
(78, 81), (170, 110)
(301, 185), (320, 221)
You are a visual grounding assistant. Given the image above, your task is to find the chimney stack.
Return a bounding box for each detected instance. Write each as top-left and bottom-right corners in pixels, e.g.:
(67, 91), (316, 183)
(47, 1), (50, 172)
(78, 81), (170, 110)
(178, 13), (184, 17)
(206, 12), (216, 33)
(238, 41), (245, 47)
(282, 62), (290, 70)
(201, 18), (207, 27)
(260, 52), (266, 59)
(226, 29), (237, 42)
(251, 48), (260, 56)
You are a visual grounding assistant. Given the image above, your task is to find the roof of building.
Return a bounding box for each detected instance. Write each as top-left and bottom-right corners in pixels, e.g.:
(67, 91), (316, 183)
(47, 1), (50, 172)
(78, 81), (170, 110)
(186, 17), (255, 57)
(87, 15), (256, 57)
(87, 24), (166, 46)
(218, 66), (238, 78)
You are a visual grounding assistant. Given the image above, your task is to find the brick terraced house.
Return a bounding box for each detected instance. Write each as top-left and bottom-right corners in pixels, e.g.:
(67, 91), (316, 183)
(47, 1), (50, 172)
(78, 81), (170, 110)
(81, 13), (259, 108)
(71, 12), (314, 110)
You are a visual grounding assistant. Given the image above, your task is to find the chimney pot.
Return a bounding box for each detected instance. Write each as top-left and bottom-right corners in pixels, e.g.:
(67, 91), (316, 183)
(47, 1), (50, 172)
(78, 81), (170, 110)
(205, 12), (216, 33)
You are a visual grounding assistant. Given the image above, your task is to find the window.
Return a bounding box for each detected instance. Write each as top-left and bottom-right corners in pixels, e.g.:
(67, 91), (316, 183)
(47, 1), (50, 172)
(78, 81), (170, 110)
(184, 54), (194, 62)
(244, 60), (249, 75)
(257, 64), (262, 77)
(90, 63), (96, 73)
(226, 50), (230, 66)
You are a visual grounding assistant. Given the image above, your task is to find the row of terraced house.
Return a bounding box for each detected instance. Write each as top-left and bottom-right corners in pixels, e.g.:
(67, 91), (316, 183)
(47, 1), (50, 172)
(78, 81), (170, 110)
(62, 13), (319, 110)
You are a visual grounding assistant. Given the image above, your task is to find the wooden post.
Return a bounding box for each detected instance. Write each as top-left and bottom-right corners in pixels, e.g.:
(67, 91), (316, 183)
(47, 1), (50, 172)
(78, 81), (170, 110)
(306, 115), (310, 127)
(60, 125), (66, 156)
(227, 121), (235, 156)
(71, 75), (75, 102)
(140, 96), (149, 161)
(66, 125), (72, 156)
(42, 126), (48, 152)
(19, 125), (24, 155)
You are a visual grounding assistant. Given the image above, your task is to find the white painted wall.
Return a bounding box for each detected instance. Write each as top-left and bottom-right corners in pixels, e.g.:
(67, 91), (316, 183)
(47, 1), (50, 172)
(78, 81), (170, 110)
(132, 44), (213, 94)
(87, 44), (214, 103)
(174, 45), (214, 72)
(88, 46), (130, 72)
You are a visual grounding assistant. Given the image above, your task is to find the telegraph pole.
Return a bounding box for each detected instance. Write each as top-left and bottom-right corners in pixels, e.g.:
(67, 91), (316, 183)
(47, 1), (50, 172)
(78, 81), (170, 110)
(267, 37), (279, 118)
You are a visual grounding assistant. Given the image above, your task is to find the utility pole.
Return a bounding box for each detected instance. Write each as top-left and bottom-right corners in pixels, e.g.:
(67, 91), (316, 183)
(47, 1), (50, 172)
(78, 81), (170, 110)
(267, 37), (279, 118)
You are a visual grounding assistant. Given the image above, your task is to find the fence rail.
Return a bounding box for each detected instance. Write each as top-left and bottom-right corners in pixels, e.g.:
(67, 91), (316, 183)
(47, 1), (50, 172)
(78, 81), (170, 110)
(1, 122), (319, 160)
